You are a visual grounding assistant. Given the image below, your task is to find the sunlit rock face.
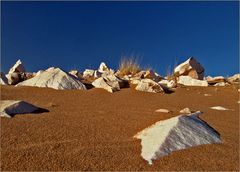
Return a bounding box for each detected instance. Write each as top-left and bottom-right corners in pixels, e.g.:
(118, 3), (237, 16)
(16, 67), (86, 90)
(134, 111), (221, 165)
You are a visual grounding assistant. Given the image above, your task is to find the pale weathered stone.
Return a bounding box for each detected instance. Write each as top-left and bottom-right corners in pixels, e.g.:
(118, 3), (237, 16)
(155, 109), (170, 113)
(6, 72), (21, 85)
(98, 62), (110, 73)
(227, 74), (240, 83)
(8, 59), (25, 74)
(206, 76), (226, 84)
(16, 68), (86, 90)
(174, 57), (204, 80)
(167, 80), (177, 88)
(179, 107), (192, 114)
(178, 76), (208, 87)
(0, 72), (8, 85)
(134, 111), (221, 165)
(135, 79), (164, 93)
(83, 69), (95, 78)
(214, 82), (227, 87)
(0, 100), (39, 118)
(92, 77), (118, 93)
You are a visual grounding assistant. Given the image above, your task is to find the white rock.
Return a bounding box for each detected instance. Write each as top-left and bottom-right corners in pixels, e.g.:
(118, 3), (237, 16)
(98, 62), (110, 73)
(144, 70), (160, 82)
(214, 82), (226, 87)
(206, 76), (225, 84)
(0, 72), (8, 85)
(227, 74), (240, 83)
(8, 59), (25, 74)
(6, 72), (21, 85)
(178, 76), (208, 87)
(179, 107), (191, 114)
(210, 106), (229, 111)
(16, 68), (86, 90)
(174, 57), (204, 80)
(83, 69), (95, 78)
(92, 77), (118, 93)
(204, 94), (212, 97)
(134, 111), (221, 165)
(69, 70), (79, 77)
(135, 79), (164, 93)
(0, 100), (39, 118)
(158, 79), (169, 85)
(155, 109), (170, 113)
(167, 80), (176, 88)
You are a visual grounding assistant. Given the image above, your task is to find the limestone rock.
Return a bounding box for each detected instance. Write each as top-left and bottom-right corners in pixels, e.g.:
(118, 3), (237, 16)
(180, 107), (191, 114)
(0, 72), (8, 85)
(174, 57), (204, 80)
(6, 72), (21, 85)
(0, 100), (39, 118)
(92, 77), (118, 93)
(214, 82), (227, 87)
(135, 79), (164, 93)
(155, 109), (170, 113)
(178, 76), (208, 87)
(210, 106), (229, 111)
(134, 111), (221, 165)
(8, 59), (25, 74)
(98, 62), (110, 73)
(227, 74), (240, 83)
(167, 80), (177, 88)
(83, 69), (95, 78)
(16, 68), (86, 90)
(206, 76), (226, 84)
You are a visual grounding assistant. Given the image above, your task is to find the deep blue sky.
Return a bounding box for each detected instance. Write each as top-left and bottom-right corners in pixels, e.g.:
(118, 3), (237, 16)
(1, 1), (239, 76)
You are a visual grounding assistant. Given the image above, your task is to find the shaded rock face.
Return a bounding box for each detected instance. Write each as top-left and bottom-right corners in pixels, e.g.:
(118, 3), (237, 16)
(6, 73), (22, 85)
(178, 76), (208, 87)
(174, 57), (205, 80)
(92, 73), (126, 93)
(8, 59), (25, 74)
(92, 77), (119, 93)
(16, 68), (86, 90)
(0, 72), (8, 85)
(134, 111), (221, 165)
(0, 100), (39, 118)
(135, 79), (164, 93)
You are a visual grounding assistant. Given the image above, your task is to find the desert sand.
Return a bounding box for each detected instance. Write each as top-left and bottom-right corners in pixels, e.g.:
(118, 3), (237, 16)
(1, 84), (239, 171)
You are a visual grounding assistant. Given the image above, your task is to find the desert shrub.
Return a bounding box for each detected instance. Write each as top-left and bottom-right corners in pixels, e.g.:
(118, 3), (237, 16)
(118, 57), (141, 76)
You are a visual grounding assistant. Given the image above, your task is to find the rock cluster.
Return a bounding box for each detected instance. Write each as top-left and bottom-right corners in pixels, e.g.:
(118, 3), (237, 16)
(1, 58), (238, 92)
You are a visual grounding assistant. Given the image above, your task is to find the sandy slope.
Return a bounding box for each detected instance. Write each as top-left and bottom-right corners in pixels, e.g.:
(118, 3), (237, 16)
(0, 85), (239, 171)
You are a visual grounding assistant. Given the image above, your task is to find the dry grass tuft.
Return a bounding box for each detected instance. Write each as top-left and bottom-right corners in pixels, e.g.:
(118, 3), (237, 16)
(118, 57), (141, 76)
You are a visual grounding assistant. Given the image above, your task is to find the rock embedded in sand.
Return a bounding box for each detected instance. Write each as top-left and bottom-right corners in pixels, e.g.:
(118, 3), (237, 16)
(206, 76), (226, 84)
(0, 100), (39, 118)
(92, 77), (118, 93)
(178, 76), (208, 87)
(16, 67), (86, 90)
(214, 82), (227, 87)
(134, 111), (221, 165)
(210, 106), (229, 111)
(155, 109), (170, 113)
(180, 107), (191, 114)
(174, 57), (205, 80)
(135, 79), (164, 93)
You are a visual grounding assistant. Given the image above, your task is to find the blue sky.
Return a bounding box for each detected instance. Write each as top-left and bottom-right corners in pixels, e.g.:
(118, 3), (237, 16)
(1, 1), (239, 76)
